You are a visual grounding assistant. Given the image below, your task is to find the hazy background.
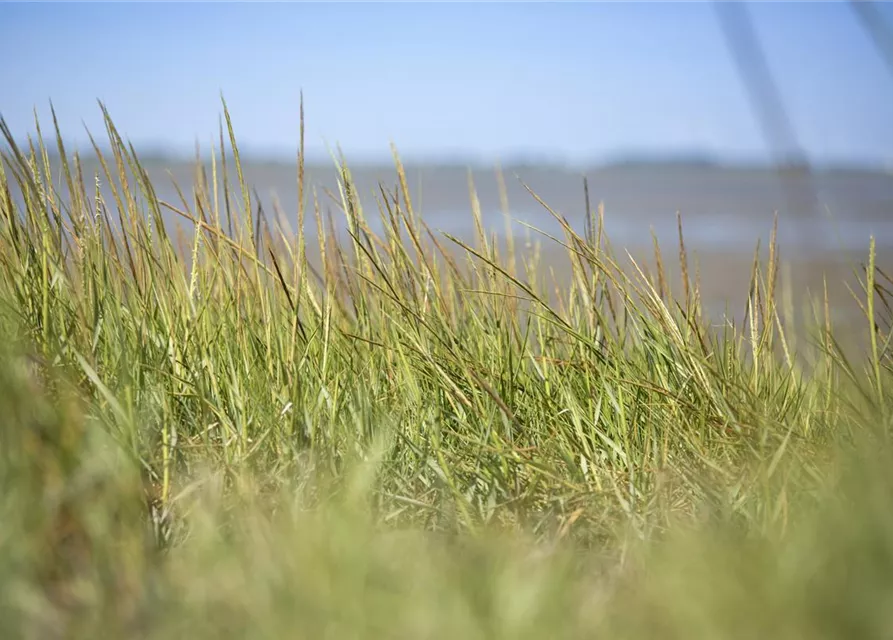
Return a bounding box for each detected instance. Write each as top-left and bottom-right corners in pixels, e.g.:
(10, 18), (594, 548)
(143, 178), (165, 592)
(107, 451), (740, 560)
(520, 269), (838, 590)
(2, 2), (892, 164)
(2, 1), (893, 317)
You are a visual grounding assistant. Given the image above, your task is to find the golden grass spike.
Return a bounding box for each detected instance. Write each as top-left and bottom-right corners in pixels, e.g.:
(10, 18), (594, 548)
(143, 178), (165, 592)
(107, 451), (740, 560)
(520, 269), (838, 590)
(651, 227), (667, 303)
(496, 162), (516, 280)
(677, 211), (690, 311)
(868, 235), (883, 407)
(221, 96), (252, 247)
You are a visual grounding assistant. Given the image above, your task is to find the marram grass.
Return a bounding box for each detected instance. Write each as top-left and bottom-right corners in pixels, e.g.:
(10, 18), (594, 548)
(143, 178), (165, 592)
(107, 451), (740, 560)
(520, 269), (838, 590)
(0, 102), (892, 638)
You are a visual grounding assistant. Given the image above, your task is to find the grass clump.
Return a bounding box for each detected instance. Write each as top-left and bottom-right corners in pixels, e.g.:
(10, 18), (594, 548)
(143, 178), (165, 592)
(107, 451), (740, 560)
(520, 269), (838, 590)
(0, 101), (892, 638)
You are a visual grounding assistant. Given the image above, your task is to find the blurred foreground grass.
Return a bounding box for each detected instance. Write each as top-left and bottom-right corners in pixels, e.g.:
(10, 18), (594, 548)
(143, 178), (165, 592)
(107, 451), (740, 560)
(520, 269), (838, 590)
(1, 104), (892, 638)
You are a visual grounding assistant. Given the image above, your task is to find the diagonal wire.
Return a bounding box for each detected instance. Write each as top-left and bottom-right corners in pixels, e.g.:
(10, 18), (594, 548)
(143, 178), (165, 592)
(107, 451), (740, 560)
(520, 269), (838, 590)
(849, 0), (893, 79)
(714, 0), (818, 224)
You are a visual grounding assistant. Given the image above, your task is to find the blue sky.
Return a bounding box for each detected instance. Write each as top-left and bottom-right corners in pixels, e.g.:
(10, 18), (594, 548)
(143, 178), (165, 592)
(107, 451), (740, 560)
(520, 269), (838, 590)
(1, 1), (892, 165)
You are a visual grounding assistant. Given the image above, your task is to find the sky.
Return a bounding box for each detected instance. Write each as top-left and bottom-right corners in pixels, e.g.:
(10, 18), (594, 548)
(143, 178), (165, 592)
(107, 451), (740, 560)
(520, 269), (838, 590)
(1, 1), (892, 166)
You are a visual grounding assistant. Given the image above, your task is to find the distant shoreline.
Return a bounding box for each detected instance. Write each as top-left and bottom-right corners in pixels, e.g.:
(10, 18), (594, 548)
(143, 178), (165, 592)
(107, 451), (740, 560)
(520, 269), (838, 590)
(24, 146), (893, 177)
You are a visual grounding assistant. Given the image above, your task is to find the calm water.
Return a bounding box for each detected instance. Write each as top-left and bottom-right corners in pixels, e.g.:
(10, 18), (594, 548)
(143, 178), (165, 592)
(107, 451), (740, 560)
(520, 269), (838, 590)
(10, 157), (893, 255)
(147, 161), (893, 255)
(5, 156), (893, 335)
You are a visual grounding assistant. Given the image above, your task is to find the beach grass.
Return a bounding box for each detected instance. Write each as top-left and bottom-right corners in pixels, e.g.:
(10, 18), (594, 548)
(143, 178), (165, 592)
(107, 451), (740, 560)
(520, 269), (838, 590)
(1, 102), (892, 638)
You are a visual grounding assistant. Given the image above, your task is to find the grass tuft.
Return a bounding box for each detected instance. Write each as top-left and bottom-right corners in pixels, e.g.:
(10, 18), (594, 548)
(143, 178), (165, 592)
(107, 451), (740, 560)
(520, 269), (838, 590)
(1, 102), (892, 638)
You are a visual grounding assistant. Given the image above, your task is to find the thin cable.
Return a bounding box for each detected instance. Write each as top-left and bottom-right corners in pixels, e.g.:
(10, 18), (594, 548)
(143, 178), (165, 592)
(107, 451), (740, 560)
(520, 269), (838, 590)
(849, 0), (893, 79)
(714, 1), (818, 222)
